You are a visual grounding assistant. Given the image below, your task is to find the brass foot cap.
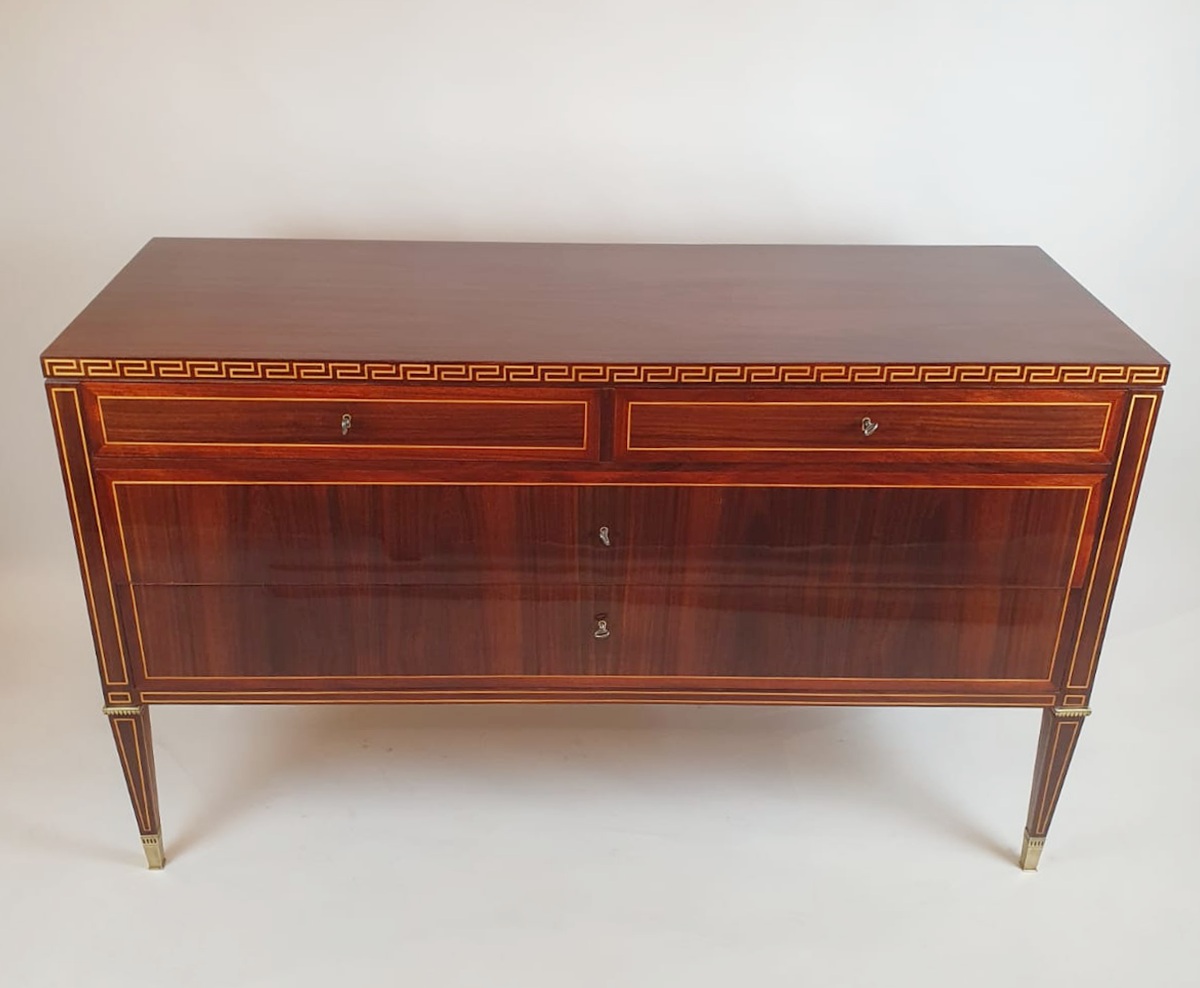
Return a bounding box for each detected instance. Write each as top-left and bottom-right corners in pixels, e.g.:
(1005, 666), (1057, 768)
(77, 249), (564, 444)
(141, 834), (165, 870)
(1019, 831), (1045, 871)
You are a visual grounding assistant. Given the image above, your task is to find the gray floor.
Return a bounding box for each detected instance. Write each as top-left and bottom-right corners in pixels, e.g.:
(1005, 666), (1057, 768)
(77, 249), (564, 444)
(1, 556), (1196, 988)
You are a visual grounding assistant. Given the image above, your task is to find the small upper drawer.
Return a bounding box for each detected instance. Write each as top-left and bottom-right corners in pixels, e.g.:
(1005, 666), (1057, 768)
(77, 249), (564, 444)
(86, 384), (600, 460)
(616, 388), (1122, 463)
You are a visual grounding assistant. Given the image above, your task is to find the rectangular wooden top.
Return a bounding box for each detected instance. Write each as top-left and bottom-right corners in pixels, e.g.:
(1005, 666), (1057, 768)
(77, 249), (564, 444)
(42, 239), (1167, 386)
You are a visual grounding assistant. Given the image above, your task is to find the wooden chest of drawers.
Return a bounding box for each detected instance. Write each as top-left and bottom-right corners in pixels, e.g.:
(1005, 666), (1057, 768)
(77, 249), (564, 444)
(42, 239), (1168, 870)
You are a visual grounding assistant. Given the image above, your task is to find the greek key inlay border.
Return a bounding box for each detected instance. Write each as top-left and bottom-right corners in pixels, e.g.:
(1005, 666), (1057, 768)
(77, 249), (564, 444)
(42, 358), (1169, 386)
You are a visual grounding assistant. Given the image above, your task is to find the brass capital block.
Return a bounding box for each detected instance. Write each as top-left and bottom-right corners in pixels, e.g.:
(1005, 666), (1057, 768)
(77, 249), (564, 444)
(1052, 706), (1092, 719)
(102, 704), (143, 717)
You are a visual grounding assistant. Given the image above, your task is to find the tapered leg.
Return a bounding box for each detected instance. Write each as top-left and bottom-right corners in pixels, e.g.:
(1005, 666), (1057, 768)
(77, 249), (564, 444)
(103, 705), (165, 869)
(1020, 706), (1091, 870)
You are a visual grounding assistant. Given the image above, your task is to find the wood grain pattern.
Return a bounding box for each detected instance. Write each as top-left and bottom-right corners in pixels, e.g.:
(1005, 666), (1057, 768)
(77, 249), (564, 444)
(42, 240), (1167, 375)
(110, 481), (1094, 590)
(90, 384), (598, 460)
(113, 482), (589, 587)
(1025, 708), (1087, 837)
(138, 689), (1059, 706)
(107, 707), (160, 838)
(1066, 391), (1162, 692)
(41, 239), (1168, 869)
(45, 385), (130, 686)
(127, 582), (1065, 683)
(618, 388), (1119, 463)
(600, 483), (1099, 591)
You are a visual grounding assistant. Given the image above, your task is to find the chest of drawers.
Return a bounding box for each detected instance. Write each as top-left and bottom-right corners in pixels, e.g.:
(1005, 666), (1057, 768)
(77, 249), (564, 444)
(42, 239), (1167, 870)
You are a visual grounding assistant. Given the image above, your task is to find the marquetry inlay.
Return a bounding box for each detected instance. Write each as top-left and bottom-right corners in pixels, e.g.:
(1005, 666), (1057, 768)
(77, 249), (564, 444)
(42, 240), (1168, 870)
(41, 357), (1169, 387)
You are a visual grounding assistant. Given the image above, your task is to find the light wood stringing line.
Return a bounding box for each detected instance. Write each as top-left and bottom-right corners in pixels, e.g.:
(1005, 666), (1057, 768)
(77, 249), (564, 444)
(111, 716), (149, 831)
(139, 690), (1059, 706)
(1066, 393), (1159, 688)
(1078, 393), (1159, 685)
(624, 400), (1114, 454)
(50, 388), (129, 686)
(97, 395), (592, 452)
(111, 479), (1095, 684)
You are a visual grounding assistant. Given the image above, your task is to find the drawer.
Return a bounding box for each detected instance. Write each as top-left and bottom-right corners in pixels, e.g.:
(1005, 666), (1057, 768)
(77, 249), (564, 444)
(107, 477), (1100, 591)
(616, 388), (1122, 463)
(127, 582), (1062, 683)
(85, 384), (599, 460)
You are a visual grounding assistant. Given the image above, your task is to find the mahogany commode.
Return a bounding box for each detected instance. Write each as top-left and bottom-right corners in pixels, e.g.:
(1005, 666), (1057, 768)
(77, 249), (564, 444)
(41, 239), (1168, 869)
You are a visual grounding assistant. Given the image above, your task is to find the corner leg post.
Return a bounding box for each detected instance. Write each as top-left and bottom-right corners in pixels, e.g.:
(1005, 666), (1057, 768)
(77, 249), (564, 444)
(103, 704), (164, 869)
(1021, 706), (1091, 871)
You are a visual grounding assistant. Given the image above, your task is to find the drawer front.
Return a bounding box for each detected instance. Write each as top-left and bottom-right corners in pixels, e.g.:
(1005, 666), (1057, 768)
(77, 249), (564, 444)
(86, 384), (599, 460)
(109, 479), (1099, 590)
(108, 476), (1095, 687)
(617, 388), (1121, 463)
(127, 582), (1062, 683)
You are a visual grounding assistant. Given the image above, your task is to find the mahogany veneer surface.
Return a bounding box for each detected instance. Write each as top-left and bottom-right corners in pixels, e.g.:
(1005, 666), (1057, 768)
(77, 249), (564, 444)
(44, 239), (1166, 370)
(42, 239), (1167, 869)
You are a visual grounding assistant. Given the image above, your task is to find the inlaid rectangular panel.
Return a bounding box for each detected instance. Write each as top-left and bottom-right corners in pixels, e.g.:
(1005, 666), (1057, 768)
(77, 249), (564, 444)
(110, 480), (1099, 590)
(128, 582), (1064, 683)
(617, 388), (1121, 464)
(86, 384), (599, 460)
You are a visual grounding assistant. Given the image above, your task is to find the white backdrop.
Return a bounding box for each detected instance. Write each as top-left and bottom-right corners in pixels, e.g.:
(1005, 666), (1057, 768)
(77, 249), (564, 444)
(1, 3), (1197, 986)
(3, 0), (1197, 626)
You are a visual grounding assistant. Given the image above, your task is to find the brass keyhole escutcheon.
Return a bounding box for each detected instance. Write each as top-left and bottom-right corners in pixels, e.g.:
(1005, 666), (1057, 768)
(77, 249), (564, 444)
(341, 413), (352, 436)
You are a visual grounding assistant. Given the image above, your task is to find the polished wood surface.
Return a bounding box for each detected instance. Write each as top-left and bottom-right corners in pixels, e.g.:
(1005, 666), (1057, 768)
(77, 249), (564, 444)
(1026, 708), (1089, 839)
(129, 583), (1065, 682)
(88, 383), (599, 460)
(619, 387), (1120, 463)
(47, 386), (131, 688)
(596, 484), (1097, 590)
(1064, 391), (1162, 691)
(111, 481), (1093, 590)
(43, 239), (1166, 372)
(42, 239), (1168, 869)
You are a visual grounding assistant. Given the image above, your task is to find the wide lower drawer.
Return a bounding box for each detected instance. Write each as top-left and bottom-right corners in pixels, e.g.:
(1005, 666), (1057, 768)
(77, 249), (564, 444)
(109, 480), (1098, 589)
(617, 388), (1121, 463)
(129, 583), (1066, 682)
(85, 384), (599, 460)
